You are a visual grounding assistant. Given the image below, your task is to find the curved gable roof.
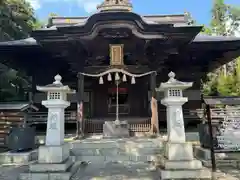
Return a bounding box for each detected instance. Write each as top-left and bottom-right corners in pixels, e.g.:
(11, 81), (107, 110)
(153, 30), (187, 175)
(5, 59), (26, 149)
(193, 34), (240, 42)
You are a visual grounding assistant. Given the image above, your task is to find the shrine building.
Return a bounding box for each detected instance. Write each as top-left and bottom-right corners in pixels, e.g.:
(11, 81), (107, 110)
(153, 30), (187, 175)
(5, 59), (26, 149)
(1, 0), (240, 134)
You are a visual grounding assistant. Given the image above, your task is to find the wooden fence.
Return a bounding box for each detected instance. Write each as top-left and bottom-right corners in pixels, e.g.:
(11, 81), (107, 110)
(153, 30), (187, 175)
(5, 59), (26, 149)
(27, 111), (76, 124)
(0, 112), (24, 147)
(0, 108), (237, 138)
(84, 118), (151, 134)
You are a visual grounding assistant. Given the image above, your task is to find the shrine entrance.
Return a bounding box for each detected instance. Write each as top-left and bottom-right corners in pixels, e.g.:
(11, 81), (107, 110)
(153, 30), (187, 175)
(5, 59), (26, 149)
(79, 68), (156, 135)
(107, 87), (129, 115)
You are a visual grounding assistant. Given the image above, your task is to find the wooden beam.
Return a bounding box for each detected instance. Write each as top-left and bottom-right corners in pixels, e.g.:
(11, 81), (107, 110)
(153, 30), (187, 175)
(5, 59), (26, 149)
(76, 73), (84, 137)
(150, 72), (159, 134)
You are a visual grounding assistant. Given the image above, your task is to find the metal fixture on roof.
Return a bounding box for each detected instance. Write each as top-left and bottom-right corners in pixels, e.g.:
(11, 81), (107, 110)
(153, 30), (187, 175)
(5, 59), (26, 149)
(97, 0), (133, 12)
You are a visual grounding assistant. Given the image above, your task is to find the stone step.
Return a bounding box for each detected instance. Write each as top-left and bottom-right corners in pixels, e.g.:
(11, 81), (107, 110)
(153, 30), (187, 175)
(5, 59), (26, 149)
(124, 139), (163, 148)
(201, 159), (240, 168)
(19, 159), (80, 180)
(124, 147), (163, 155)
(29, 158), (73, 172)
(70, 141), (118, 149)
(193, 146), (240, 168)
(70, 161), (160, 180)
(19, 172), (72, 180)
(70, 138), (163, 150)
(71, 154), (161, 164)
(0, 149), (38, 165)
(70, 147), (162, 156)
(69, 138), (164, 165)
(158, 167), (212, 180)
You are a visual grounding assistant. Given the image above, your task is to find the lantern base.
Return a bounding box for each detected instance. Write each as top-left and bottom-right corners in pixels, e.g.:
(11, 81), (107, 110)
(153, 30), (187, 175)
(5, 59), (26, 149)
(103, 121), (130, 138)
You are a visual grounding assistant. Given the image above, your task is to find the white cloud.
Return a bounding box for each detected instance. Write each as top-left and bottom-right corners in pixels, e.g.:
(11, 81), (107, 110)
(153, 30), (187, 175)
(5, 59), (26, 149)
(26, 0), (102, 13)
(26, 0), (41, 10)
(77, 0), (102, 13)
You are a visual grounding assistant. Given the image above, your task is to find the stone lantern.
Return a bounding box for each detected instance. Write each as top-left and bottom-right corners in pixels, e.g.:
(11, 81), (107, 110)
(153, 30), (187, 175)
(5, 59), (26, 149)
(156, 72), (210, 179)
(157, 71), (193, 142)
(19, 75), (75, 180)
(37, 74), (73, 146)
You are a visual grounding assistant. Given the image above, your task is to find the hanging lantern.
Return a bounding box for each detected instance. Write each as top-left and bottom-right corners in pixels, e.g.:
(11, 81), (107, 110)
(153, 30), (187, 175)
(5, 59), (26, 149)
(107, 73), (112, 81)
(131, 76), (136, 84)
(122, 74), (127, 82)
(99, 76), (104, 84)
(115, 72), (120, 81)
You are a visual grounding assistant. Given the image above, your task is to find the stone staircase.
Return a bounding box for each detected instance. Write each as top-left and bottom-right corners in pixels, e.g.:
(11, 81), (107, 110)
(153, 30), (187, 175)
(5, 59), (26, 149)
(70, 137), (163, 164)
(69, 136), (163, 180)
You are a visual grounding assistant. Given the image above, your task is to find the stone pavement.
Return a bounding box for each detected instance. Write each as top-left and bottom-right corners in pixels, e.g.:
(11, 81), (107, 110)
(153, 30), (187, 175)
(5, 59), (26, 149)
(0, 164), (28, 180)
(0, 135), (240, 180)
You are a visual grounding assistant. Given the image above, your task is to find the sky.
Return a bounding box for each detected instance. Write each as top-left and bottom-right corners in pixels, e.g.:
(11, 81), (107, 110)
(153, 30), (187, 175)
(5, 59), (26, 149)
(28, 0), (240, 25)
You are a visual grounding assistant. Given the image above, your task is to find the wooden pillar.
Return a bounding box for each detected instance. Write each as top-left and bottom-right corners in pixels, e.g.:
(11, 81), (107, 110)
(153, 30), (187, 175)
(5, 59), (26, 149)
(29, 75), (36, 103)
(77, 73), (84, 137)
(150, 73), (159, 134)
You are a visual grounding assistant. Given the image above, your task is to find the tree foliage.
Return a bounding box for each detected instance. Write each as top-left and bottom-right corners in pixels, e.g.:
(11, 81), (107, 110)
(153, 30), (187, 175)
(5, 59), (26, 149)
(0, 0), (40, 101)
(202, 0), (240, 96)
(0, 69), (29, 101)
(0, 0), (41, 41)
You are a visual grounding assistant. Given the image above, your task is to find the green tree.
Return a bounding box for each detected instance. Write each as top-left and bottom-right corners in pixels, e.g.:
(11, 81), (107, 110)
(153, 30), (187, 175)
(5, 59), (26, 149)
(202, 0), (240, 96)
(216, 72), (235, 96)
(0, 0), (40, 101)
(211, 0), (227, 35)
(0, 68), (30, 101)
(0, 0), (40, 41)
(201, 26), (213, 35)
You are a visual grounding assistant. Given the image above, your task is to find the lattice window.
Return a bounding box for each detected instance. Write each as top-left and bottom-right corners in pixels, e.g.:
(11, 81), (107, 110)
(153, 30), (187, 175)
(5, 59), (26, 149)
(168, 89), (181, 97)
(49, 92), (61, 99)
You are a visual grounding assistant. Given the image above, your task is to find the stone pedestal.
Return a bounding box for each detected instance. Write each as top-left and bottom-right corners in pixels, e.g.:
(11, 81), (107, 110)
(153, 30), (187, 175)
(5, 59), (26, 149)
(19, 75), (75, 180)
(103, 120), (130, 138)
(159, 141), (211, 179)
(156, 72), (211, 179)
(0, 149), (37, 165)
(19, 144), (73, 180)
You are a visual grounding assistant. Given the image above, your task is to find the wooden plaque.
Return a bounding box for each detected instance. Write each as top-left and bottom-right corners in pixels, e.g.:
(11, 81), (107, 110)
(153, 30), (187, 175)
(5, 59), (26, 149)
(110, 44), (124, 66)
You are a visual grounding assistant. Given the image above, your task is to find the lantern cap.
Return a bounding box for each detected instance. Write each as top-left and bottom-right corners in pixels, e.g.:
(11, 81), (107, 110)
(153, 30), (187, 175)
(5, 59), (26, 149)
(36, 74), (74, 93)
(156, 71), (193, 91)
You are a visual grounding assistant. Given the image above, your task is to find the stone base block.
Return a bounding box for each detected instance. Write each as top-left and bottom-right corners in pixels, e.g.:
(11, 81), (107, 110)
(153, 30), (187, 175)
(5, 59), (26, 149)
(103, 121), (130, 138)
(29, 158), (73, 172)
(164, 142), (194, 161)
(38, 143), (69, 163)
(193, 146), (212, 160)
(160, 158), (203, 170)
(201, 158), (239, 168)
(19, 158), (77, 180)
(19, 159), (81, 180)
(193, 146), (228, 160)
(19, 172), (71, 180)
(0, 149), (37, 164)
(159, 168), (211, 179)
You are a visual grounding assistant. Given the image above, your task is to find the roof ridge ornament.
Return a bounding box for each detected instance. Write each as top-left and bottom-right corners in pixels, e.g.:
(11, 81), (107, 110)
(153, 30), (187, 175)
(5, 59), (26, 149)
(97, 0), (133, 12)
(168, 71), (176, 83)
(53, 74), (63, 85)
